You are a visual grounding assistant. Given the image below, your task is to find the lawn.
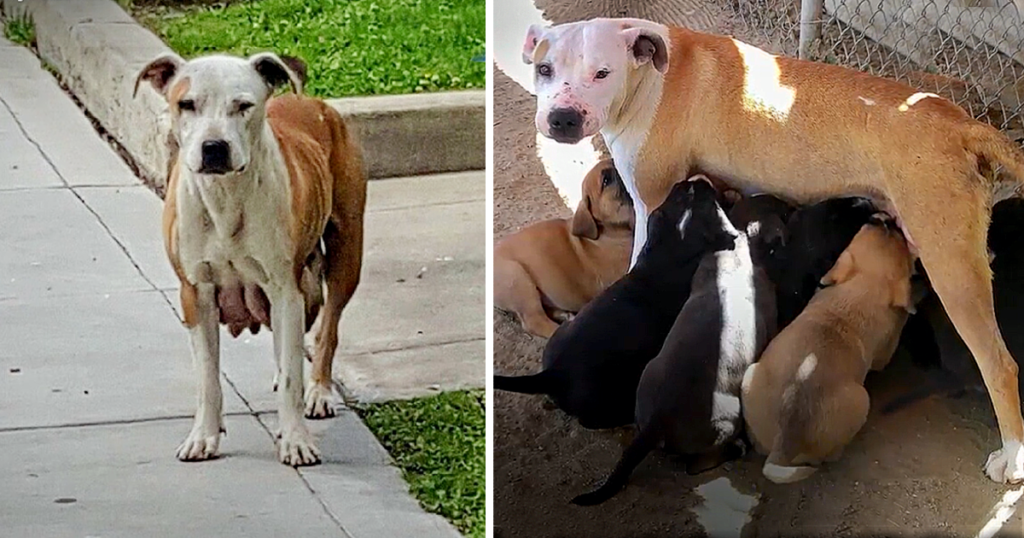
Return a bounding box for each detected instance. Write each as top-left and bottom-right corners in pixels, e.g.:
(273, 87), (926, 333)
(133, 0), (485, 97)
(358, 390), (485, 538)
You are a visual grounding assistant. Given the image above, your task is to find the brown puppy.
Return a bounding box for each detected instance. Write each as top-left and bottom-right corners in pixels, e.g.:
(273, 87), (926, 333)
(525, 18), (1024, 482)
(741, 219), (916, 483)
(494, 160), (633, 338)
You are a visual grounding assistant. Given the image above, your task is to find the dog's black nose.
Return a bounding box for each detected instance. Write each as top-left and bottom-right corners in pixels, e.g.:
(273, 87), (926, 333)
(548, 108), (584, 142)
(200, 140), (232, 174)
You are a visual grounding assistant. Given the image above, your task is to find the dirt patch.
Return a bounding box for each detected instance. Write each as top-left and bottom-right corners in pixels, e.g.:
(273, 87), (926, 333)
(492, 2), (1023, 536)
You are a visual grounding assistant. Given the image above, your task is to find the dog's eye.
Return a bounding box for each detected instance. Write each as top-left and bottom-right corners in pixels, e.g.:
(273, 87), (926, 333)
(236, 101), (254, 114)
(537, 64), (553, 77)
(595, 69), (610, 80)
(178, 99), (195, 112)
(602, 175), (613, 188)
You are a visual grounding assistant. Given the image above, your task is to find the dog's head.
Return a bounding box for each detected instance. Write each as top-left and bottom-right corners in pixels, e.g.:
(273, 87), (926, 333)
(727, 194), (795, 263)
(571, 160), (635, 239)
(523, 18), (669, 143)
(820, 218), (916, 313)
(639, 175), (736, 265)
(134, 52), (305, 177)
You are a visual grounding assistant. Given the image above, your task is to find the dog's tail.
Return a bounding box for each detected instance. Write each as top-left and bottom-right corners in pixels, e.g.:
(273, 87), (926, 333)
(493, 371), (559, 395)
(963, 122), (1024, 186)
(571, 425), (659, 506)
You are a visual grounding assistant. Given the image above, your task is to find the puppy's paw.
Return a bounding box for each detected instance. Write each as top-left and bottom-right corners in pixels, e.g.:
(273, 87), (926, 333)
(304, 382), (340, 419)
(278, 427), (322, 467)
(176, 426), (222, 462)
(985, 441), (1024, 484)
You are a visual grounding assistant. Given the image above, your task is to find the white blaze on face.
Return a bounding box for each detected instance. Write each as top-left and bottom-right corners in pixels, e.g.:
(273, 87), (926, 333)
(676, 209), (693, 239)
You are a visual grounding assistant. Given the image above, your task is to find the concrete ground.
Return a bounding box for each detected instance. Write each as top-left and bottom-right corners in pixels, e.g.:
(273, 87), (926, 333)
(0, 32), (481, 538)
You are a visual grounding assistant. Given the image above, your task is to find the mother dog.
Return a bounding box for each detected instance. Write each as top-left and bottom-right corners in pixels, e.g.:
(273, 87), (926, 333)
(522, 18), (1024, 482)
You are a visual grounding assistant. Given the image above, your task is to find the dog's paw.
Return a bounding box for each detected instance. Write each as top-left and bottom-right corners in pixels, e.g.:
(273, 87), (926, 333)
(278, 427), (321, 467)
(176, 427), (222, 462)
(985, 441), (1024, 483)
(304, 382), (340, 419)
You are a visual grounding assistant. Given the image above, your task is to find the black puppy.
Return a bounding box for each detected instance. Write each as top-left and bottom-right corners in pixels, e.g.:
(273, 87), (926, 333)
(884, 198), (1024, 413)
(494, 178), (736, 429)
(572, 194), (787, 506)
(770, 197), (878, 328)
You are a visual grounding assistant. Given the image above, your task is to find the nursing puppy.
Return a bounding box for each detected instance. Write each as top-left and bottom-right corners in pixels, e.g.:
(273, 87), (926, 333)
(769, 198), (878, 328)
(571, 194), (783, 506)
(742, 219), (916, 483)
(494, 178), (734, 429)
(885, 198), (1024, 413)
(494, 160), (633, 338)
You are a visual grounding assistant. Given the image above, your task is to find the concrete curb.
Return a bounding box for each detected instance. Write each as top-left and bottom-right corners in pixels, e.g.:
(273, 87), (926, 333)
(1, 0), (484, 189)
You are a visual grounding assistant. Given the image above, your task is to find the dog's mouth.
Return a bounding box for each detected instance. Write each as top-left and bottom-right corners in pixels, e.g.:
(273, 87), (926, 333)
(195, 163), (247, 176)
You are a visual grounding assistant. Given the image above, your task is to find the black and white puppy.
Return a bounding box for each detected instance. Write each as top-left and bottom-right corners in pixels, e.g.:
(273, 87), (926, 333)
(769, 197), (878, 328)
(571, 194), (785, 506)
(884, 198), (1024, 413)
(494, 178), (736, 429)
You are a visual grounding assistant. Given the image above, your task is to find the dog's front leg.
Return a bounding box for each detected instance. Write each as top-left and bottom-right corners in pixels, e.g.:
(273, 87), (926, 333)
(177, 282), (224, 461)
(271, 287), (322, 466)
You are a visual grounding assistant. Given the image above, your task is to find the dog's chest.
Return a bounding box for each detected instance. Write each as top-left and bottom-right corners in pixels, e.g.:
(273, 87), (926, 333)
(176, 180), (293, 290)
(715, 242), (760, 378)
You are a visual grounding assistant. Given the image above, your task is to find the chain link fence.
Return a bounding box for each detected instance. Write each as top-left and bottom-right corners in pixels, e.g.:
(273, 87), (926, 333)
(729, 0), (1024, 146)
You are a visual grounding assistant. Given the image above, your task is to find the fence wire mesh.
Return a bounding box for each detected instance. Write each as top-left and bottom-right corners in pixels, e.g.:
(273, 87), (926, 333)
(729, 0), (1024, 147)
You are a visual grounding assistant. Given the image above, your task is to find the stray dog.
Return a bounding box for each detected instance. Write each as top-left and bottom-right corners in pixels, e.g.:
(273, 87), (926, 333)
(885, 198), (1024, 413)
(494, 160), (633, 338)
(494, 178), (734, 429)
(572, 194), (782, 506)
(769, 198), (878, 328)
(741, 219), (915, 483)
(523, 18), (1024, 481)
(135, 52), (366, 465)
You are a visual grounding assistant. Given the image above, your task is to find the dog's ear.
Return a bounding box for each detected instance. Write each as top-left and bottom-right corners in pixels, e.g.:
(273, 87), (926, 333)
(623, 28), (668, 73)
(134, 53), (185, 98)
(820, 250), (855, 287)
(572, 196), (600, 240)
(522, 24), (548, 65)
(278, 55), (309, 89)
(249, 52), (304, 94)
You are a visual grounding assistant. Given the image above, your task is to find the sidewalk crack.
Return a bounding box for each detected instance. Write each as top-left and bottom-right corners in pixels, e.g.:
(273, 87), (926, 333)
(0, 93), (163, 298)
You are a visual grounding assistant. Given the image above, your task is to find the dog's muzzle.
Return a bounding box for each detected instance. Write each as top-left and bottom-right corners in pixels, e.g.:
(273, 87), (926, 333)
(200, 139), (233, 175)
(547, 108), (584, 143)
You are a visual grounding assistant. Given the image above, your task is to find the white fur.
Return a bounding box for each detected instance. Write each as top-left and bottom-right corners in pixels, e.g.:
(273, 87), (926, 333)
(796, 354), (818, 382)
(713, 206), (757, 391)
(675, 209), (692, 238)
(176, 282), (222, 461)
(168, 56), (319, 465)
(986, 439), (1024, 483)
(763, 462), (817, 483)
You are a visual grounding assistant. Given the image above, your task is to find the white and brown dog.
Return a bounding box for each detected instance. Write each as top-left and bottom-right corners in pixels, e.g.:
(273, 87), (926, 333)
(135, 52), (366, 466)
(523, 17), (1024, 483)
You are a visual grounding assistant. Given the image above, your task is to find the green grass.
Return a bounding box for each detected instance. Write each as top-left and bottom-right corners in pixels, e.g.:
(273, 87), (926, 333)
(137, 0), (484, 97)
(3, 12), (35, 47)
(358, 390), (485, 538)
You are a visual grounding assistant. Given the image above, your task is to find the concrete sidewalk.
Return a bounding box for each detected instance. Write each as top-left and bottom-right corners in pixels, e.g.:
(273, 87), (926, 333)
(0, 34), (481, 537)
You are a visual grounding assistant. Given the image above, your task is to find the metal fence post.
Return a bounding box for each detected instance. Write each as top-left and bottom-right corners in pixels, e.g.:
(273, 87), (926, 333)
(799, 0), (825, 59)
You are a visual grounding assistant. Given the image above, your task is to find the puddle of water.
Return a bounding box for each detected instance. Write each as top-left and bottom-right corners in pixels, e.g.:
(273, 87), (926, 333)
(692, 477), (759, 538)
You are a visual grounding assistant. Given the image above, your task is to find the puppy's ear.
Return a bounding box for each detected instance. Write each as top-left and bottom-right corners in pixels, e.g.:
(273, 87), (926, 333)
(820, 250), (855, 287)
(522, 24), (547, 65)
(623, 27), (668, 73)
(572, 197), (600, 240)
(892, 277), (916, 314)
(134, 53), (185, 98)
(249, 52), (304, 94)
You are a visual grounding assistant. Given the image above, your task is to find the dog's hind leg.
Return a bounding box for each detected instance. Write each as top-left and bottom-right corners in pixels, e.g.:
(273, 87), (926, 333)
(494, 258), (559, 338)
(891, 171), (1024, 483)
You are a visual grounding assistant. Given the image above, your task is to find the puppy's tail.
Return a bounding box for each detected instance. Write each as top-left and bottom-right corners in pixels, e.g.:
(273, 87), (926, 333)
(493, 371), (559, 395)
(963, 122), (1024, 185)
(571, 425), (659, 506)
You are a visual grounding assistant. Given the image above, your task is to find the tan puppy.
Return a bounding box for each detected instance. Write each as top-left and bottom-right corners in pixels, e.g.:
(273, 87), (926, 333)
(494, 160), (633, 338)
(741, 220), (915, 483)
(136, 52), (365, 466)
(524, 18), (1024, 482)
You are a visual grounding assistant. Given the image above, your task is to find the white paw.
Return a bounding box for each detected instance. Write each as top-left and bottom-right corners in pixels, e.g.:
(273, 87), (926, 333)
(304, 383), (340, 419)
(278, 427), (321, 466)
(176, 426), (222, 461)
(985, 440), (1024, 484)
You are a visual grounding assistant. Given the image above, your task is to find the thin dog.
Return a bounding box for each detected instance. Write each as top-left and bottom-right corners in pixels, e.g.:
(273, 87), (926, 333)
(523, 18), (1024, 482)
